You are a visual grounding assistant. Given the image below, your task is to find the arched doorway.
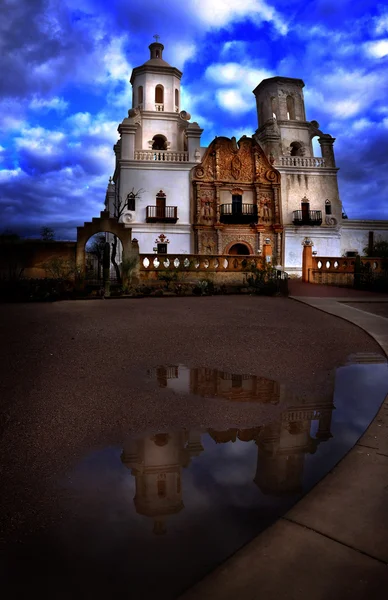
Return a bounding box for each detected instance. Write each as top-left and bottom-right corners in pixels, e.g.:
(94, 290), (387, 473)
(76, 210), (134, 289)
(228, 243), (251, 255)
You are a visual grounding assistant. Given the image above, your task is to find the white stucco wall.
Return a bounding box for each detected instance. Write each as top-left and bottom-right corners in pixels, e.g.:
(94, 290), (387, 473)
(133, 72), (181, 113)
(133, 227), (192, 254)
(119, 166), (192, 225)
(284, 226), (341, 274)
(140, 114), (184, 151)
(279, 170), (342, 225)
(340, 221), (388, 255)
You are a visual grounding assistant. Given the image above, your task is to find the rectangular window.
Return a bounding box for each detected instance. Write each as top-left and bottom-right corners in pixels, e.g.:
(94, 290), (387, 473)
(232, 194), (242, 214)
(157, 243), (167, 254)
(127, 194), (135, 210)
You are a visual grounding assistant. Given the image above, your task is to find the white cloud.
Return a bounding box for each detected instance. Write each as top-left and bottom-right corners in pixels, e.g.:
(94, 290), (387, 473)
(374, 14), (388, 36)
(206, 62), (272, 88)
(29, 96), (69, 112)
(0, 167), (24, 182)
(216, 89), (251, 112)
(365, 39), (388, 58)
(14, 126), (65, 154)
(170, 43), (197, 69)
(205, 61), (272, 113)
(328, 99), (361, 119)
(192, 0), (288, 35)
(352, 118), (373, 131)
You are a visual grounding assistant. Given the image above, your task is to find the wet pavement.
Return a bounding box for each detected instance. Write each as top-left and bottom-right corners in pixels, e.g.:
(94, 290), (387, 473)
(2, 360), (387, 599)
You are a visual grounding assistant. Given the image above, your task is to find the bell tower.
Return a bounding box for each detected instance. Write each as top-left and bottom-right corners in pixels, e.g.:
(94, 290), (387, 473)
(253, 76), (342, 275)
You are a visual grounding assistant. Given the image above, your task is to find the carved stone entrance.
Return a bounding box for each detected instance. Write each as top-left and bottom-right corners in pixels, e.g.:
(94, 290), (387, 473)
(76, 210), (133, 287)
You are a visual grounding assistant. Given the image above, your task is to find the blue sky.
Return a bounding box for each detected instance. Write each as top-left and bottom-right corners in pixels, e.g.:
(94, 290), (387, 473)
(1, 0), (388, 239)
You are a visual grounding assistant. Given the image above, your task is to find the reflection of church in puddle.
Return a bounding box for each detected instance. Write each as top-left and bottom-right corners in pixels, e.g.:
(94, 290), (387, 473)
(122, 366), (334, 534)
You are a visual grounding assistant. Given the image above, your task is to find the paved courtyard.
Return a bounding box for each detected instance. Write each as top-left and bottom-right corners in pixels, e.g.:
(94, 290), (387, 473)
(1, 294), (387, 598)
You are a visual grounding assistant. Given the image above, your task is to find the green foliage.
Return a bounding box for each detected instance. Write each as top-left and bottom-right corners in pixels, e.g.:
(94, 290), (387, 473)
(363, 239), (388, 259)
(156, 269), (179, 290)
(121, 256), (139, 288)
(245, 263), (279, 295)
(192, 278), (215, 296)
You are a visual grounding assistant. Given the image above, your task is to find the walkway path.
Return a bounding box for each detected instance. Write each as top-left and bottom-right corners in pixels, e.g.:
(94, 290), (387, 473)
(181, 284), (388, 600)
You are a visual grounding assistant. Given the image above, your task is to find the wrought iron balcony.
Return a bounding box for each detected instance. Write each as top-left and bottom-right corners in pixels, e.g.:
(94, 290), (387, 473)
(220, 204), (258, 224)
(292, 210), (322, 226)
(146, 206), (178, 223)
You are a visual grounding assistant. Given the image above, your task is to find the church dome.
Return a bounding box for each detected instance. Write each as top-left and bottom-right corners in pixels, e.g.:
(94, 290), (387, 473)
(143, 42), (172, 67)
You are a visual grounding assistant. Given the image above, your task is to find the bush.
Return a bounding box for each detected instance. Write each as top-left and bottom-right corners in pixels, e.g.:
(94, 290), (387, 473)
(245, 264), (281, 296)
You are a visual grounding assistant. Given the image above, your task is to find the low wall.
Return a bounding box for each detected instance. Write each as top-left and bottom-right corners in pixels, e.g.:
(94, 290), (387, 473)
(139, 254), (266, 286)
(308, 256), (386, 286)
(0, 240), (77, 279)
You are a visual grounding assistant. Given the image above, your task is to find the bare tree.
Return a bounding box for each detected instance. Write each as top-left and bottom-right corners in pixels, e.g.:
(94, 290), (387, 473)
(110, 186), (145, 283)
(41, 227), (55, 241)
(86, 234), (106, 280)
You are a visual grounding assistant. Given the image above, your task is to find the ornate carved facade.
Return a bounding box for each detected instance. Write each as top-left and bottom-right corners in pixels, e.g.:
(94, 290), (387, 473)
(191, 136), (283, 262)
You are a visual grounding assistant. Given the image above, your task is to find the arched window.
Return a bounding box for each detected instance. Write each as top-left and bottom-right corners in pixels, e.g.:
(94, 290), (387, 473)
(290, 141), (304, 156)
(271, 97), (277, 119)
(286, 95), (295, 120)
(175, 88), (179, 109)
(152, 134), (167, 150)
(325, 200), (332, 215)
(155, 85), (164, 104)
(138, 85), (143, 105)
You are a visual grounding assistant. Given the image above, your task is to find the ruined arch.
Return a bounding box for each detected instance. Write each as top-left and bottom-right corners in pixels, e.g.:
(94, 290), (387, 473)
(76, 210), (133, 285)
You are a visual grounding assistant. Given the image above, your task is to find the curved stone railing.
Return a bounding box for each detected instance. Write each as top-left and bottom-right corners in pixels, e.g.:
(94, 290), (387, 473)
(134, 150), (189, 162)
(277, 156), (326, 168)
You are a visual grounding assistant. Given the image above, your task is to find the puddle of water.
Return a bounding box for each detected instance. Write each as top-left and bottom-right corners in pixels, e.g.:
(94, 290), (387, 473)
(3, 360), (388, 600)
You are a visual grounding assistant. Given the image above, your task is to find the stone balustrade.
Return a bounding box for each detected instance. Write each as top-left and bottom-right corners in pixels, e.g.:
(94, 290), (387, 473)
(139, 254), (265, 272)
(155, 103), (164, 111)
(134, 150), (189, 162)
(313, 256), (385, 273)
(276, 156), (326, 168)
(306, 255), (387, 286)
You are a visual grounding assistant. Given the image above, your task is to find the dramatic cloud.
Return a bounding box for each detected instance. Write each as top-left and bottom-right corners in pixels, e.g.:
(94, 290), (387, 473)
(1, 0), (388, 240)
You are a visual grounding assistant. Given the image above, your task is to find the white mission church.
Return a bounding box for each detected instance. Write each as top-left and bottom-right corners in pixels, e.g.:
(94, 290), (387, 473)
(104, 40), (388, 275)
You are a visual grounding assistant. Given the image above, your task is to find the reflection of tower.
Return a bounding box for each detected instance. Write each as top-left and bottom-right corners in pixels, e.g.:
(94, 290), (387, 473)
(149, 365), (284, 403)
(254, 400), (335, 495)
(189, 368), (282, 403)
(121, 431), (204, 534)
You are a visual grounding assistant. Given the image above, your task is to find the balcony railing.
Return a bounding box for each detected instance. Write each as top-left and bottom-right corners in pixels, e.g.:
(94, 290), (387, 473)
(277, 157), (326, 168)
(155, 103), (164, 111)
(220, 204), (258, 224)
(146, 206), (178, 223)
(292, 210), (322, 226)
(134, 150), (189, 162)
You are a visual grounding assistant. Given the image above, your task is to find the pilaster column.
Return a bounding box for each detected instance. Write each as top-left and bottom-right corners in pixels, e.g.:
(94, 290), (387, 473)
(276, 232), (281, 263)
(319, 136), (336, 168)
(118, 120), (138, 160)
(302, 237), (314, 282)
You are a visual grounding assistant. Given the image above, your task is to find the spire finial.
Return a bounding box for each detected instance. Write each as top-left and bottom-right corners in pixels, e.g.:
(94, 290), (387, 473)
(153, 34), (160, 42)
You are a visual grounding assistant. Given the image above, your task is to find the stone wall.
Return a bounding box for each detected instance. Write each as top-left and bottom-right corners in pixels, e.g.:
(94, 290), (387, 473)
(0, 240), (76, 279)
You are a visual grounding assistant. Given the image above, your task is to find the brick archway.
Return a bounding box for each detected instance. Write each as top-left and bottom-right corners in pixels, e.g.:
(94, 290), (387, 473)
(76, 210), (133, 285)
(224, 241), (254, 255)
